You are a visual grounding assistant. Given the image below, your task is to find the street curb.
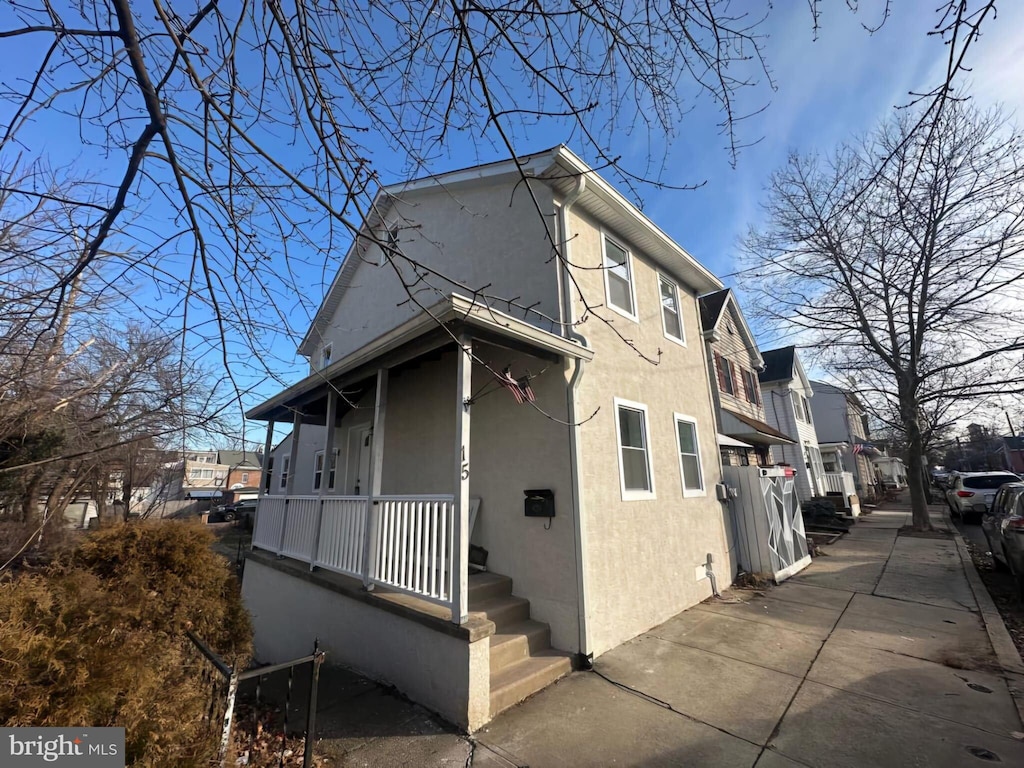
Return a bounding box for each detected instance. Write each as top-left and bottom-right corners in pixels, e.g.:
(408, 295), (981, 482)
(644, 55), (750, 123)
(941, 505), (1024, 727)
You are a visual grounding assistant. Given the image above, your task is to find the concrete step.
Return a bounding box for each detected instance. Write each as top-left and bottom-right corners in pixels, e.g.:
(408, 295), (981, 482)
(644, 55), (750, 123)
(470, 595), (530, 630)
(489, 620), (552, 675)
(468, 572), (513, 605)
(489, 651), (573, 718)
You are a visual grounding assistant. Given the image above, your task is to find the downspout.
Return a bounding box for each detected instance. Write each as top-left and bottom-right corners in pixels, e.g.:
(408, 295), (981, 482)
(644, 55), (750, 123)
(559, 175), (593, 667)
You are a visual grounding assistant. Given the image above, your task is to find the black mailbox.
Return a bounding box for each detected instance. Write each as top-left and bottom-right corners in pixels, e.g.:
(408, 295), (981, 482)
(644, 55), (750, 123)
(524, 489), (555, 518)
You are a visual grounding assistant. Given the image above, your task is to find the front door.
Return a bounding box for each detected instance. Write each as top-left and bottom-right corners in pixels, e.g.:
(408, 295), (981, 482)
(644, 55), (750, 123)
(350, 427), (372, 495)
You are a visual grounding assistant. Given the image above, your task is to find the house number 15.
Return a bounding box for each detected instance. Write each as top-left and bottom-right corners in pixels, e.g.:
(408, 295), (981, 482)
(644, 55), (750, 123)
(461, 446), (470, 480)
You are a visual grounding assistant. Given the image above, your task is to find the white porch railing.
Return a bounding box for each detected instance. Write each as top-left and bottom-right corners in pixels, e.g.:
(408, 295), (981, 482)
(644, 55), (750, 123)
(822, 471), (856, 498)
(251, 493), (458, 615)
(371, 496), (455, 606)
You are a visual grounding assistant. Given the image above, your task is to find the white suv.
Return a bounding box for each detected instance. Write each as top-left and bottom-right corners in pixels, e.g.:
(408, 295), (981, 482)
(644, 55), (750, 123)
(946, 471), (1021, 524)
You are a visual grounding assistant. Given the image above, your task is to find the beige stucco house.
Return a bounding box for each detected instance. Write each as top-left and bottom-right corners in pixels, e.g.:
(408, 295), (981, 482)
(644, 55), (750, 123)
(241, 146), (734, 731)
(698, 289), (795, 467)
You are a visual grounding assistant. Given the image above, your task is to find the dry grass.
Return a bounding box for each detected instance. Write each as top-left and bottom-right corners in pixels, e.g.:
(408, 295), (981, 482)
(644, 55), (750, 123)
(0, 520), (252, 767)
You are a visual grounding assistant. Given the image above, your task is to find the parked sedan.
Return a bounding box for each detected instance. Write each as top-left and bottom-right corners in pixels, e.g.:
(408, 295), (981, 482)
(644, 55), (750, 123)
(946, 471), (1021, 524)
(983, 482), (1024, 595)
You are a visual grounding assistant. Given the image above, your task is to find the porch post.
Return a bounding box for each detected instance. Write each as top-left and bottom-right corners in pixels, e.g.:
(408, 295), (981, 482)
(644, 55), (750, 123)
(310, 390), (338, 569)
(278, 410), (303, 554)
(259, 419), (275, 500)
(361, 368), (388, 588)
(451, 336), (472, 624)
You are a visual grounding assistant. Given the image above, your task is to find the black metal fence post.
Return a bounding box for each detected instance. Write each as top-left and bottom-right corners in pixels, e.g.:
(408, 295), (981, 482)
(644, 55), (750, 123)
(304, 639), (323, 768)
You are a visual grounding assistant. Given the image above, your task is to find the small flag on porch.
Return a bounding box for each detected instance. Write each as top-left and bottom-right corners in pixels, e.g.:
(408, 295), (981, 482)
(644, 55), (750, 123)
(498, 368), (536, 404)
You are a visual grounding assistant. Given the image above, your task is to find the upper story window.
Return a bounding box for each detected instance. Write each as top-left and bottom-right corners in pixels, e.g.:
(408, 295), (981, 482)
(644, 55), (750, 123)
(241, 472), (249, 484)
(798, 394), (812, 423)
(614, 398), (654, 500)
(321, 343), (333, 369)
(378, 224), (400, 266)
(659, 276), (684, 344)
(741, 369), (761, 406)
(714, 353), (736, 396)
(602, 235), (637, 320)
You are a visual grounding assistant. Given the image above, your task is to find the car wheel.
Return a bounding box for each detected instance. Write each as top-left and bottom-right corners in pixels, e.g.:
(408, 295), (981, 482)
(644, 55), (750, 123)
(223, 511), (236, 522)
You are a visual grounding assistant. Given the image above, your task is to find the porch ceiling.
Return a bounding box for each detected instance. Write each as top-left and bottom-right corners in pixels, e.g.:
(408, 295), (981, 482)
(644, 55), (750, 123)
(247, 293), (592, 423)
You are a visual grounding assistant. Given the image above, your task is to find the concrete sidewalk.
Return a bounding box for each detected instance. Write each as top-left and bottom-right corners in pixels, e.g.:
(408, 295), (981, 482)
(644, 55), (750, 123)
(300, 504), (1024, 766)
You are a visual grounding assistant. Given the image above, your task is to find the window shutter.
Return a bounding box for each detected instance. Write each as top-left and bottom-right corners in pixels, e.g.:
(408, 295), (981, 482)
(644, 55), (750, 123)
(715, 352), (726, 391)
(740, 368), (749, 402)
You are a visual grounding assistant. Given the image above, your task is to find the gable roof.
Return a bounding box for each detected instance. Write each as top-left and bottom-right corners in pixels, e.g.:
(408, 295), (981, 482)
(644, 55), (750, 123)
(699, 289), (729, 332)
(217, 450), (263, 469)
(297, 145), (723, 357)
(759, 346), (796, 384)
(698, 288), (764, 369)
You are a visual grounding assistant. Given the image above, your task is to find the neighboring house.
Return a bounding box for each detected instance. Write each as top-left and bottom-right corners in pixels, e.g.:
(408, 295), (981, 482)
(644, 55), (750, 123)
(218, 450), (264, 503)
(757, 347), (827, 502)
(809, 381), (880, 501)
(1003, 436), (1024, 474)
(698, 289), (795, 467)
(243, 146), (733, 730)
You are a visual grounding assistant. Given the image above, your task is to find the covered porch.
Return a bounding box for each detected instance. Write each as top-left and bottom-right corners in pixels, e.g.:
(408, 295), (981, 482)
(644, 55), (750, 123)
(243, 295), (592, 729)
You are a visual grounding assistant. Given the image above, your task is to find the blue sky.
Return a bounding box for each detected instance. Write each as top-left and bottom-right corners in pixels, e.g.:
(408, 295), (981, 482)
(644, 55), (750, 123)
(3, 1), (1022, 444)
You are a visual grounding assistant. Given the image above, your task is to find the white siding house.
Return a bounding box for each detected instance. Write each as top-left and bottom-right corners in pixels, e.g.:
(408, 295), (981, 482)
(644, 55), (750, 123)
(758, 347), (826, 502)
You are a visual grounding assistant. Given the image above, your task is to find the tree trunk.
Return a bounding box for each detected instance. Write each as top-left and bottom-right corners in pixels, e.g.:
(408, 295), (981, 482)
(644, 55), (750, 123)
(901, 396), (933, 531)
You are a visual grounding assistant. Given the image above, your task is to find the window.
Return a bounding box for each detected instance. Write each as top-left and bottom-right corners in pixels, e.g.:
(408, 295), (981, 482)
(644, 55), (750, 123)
(189, 468), (201, 479)
(602, 235), (636, 319)
(742, 369), (760, 405)
(279, 456), (290, 490)
(313, 450), (338, 491)
(614, 398), (654, 499)
(241, 472), (249, 484)
(674, 414), (704, 496)
(799, 395), (812, 423)
(321, 343), (333, 369)
(715, 353), (735, 396)
(659, 276), (684, 344)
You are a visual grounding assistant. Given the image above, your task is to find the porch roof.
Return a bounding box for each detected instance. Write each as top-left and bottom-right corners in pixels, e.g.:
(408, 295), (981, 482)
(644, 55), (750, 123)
(247, 293), (593, 423)
(720, 408), (796, 446)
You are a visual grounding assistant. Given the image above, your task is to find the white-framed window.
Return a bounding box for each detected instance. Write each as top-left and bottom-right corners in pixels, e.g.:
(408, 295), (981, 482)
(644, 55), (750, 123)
(674, 413), (705, 496)
(659, 275), (685, 345)
(801, 395), (813, 423)
(313, 449), (338, 491)
(321, 343), (333, 369)
(279, 456), (290, 490)
(241, 472), (249, 484)
(602, 234), (638, 321)
(377, 223), (400, 266)
(614, 397), (655, 500)
(188, 468), (201, 479)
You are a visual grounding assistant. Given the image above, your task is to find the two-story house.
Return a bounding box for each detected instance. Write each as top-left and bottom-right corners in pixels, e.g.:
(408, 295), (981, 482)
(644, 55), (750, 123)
(809, 381), (880, 501)
(218, 450), (264, 503)
(757, 347), (827, 502)
(698, 289), (795, 467)
(242, 146), (733, 730)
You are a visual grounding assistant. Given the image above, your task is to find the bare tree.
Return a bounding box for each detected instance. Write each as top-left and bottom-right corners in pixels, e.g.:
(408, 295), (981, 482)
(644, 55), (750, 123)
(0, 1), (999, 398)
(742, 100), (1024, 530)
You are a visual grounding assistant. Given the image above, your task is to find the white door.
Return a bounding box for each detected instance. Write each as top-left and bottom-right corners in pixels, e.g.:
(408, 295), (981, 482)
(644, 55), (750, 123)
(350, 427), (372, 495)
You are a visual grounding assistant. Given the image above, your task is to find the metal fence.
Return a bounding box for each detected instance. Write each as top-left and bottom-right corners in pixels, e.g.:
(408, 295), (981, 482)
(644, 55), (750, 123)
(186, 630), (324, 768)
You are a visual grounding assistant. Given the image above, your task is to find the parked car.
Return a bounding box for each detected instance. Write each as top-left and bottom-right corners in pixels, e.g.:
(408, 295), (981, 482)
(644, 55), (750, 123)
(983, 482), (1024, 596)
(946, 471), (1021, 523)
(211, 498), (258, 524)
(931, 469), (951, 489)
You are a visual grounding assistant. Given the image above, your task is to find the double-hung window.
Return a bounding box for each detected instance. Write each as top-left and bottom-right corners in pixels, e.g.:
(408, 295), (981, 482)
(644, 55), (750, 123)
(742, 369), (761, 405)
(321, 343), (333, 369)
(715, 353), (736, 396)
(313, 449), (338, 491)
(674, 414), (704, 496)
(659, 276), (684, 344)
(614, 398), (654, 499)
(280, 456), (290, 491)
(603, 236), (636, 319)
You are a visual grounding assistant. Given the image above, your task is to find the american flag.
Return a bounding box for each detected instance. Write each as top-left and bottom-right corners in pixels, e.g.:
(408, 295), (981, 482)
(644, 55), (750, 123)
(498, 368), (535, 404)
